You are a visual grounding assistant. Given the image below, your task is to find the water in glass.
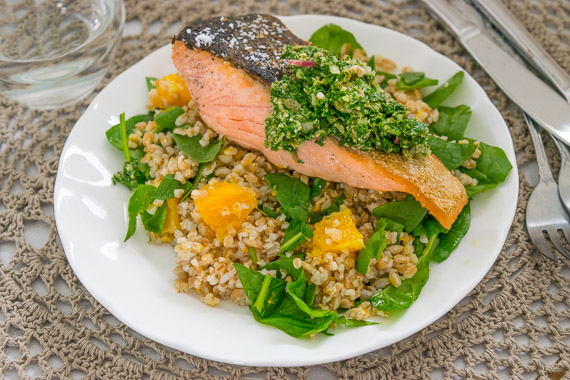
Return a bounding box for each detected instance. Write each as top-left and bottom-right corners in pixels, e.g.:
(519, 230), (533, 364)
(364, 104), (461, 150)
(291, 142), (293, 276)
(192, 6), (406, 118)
(0, 0), (125, 109)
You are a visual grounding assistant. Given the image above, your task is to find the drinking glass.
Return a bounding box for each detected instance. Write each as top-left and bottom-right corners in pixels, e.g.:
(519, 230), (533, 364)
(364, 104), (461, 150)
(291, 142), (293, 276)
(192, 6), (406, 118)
(0, 0), (125, 110)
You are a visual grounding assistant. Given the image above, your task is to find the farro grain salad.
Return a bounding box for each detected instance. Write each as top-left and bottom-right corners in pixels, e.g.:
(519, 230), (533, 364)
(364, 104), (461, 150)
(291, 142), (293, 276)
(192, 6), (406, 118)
(106, 15), (512, 338)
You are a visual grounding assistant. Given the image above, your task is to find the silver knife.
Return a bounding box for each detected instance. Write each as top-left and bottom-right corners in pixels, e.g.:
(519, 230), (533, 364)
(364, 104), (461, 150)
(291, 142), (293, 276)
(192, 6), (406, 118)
(471, 0), (570, 102)
(421, 0), (570, 146)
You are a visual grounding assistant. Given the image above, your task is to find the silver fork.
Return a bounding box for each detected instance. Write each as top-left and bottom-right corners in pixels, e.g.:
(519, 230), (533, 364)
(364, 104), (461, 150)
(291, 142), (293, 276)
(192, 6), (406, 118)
(524, 114), (570, 261)
(551, 137), (570, 214)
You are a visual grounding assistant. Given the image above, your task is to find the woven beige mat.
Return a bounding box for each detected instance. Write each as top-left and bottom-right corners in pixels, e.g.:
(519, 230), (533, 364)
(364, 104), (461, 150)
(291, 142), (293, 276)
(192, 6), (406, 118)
(1, 0), (569, 379)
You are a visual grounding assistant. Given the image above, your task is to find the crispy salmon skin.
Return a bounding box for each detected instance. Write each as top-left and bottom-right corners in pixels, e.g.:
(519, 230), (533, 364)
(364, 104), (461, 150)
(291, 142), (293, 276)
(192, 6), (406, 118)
(171, 15), (467, 229)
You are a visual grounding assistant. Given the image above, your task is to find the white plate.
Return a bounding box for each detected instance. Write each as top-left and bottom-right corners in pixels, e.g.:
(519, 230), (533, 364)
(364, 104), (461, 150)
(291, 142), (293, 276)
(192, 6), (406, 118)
(54, 15), (519, 366)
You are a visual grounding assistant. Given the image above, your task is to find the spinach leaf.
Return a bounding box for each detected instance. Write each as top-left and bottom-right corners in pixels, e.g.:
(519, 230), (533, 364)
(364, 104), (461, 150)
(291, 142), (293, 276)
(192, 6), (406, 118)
(259, 205), (281, 218)
(308, 211), (324, 224)
(428, 135), (477, 170)
(376, 71), (397, 89)
(465, 183), (497, 198)
(155, 173), (188, 200)
(370, 234), (438, 311)
(111, 114), (151, 190)
(429, 105), (471, 141)
(125, 185), (157, 241)
(112, 157), (151, 191)
(106, 112), (154, 151)
(308, 24), (363, 56)
(423, 216), (449, 236)
(173, 133), (224, 163)
(252, 274), (288, 317)
(180, 162), (206, 201)
(396, 72), (438, 90)
(311, 178), (327, 199)
(234, 264), (286, 316)
(261, 257), (303, 280)
(470, 141), (512, 184)
(433, 203), (471, 262)
(356, 219), (388, 274)
(321, 192), (345, 215)
(423, 71), (464, 109)
(235, 263), (336, 337)
(372, 196), (427, 233)
(287, 271), (337, 319)
(153, 106), (185, 133)
(281, 219), (314, 253)
(146, 76), (158, 91)
(379, 217), (404, 236)
(336, 316), (378, 326)
(141, 202), (168, 234)
(248, 246), (258, 264)
(265, 173), (311, 222)
(249, 298), (336, 338)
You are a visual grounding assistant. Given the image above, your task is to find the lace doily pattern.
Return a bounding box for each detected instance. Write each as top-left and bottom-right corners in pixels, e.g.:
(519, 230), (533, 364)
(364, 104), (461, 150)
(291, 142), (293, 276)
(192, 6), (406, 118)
(0, 1), (569, 379)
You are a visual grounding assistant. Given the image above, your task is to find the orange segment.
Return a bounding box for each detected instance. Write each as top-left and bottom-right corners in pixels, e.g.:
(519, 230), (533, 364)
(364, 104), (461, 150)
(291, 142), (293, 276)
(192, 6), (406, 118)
(311, 207), (364, 256)
(150, 73), (191, 109)
(193, 181), (257, 240)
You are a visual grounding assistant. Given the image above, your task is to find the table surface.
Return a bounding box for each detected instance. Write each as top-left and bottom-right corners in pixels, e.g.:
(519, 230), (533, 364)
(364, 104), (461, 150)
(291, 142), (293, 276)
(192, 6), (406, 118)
(1, 0), (569, 379)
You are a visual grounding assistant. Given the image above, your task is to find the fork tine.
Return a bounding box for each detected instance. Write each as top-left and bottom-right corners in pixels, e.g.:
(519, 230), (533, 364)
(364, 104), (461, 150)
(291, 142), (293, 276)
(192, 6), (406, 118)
(528, 231), (561, 262)
(561, 226), (570, 246)
(547, 228), (570, 260)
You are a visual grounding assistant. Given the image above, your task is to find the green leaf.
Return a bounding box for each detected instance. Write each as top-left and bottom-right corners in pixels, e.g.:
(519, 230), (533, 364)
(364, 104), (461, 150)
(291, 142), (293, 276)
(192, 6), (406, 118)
(180, 162), (206, 202)
(471, 141), (512, 184)
(265, 173), (311, 222)
(248, 246), (258, 264)
(465, 183), (497, 198)
(433, 203), (471, 262)
(356, 219), (388, 274)
(173, 134), (224, 163)
(234, 264), (286, 317)
(321, 192), (345, 216)
(423, 71), (464, 109)
(311, 178), (327, 199)
(261, 257), (303, 280)
(281, 219), (314, 253)
(308, 211), (323, 224)
(308, 24), (363, 56)
(372, 196), (427, 233)
(396, 72), (438, 90)
(428, 135), (477, 170)
(141, 202), (168, 234)
(336, 316), (378, 326)
(370, 234), (438, 311)
(112, 155), (151, 191)
(155, 173), (188, 200)
(106, 112), (154, 151)
(146, 76), (158, 91)
(287, 271), (337, 319)
(259, 205), (280, 218)
(235, 263), (336, 338)
(125, 185), (157, 241)
(429, 105), (471, 141)
(154, 106), (185, 133)
(379, 217), (404, 236)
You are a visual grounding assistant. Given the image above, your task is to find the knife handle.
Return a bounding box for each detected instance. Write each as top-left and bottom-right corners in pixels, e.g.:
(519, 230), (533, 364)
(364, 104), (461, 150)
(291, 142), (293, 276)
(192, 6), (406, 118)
(472, 0), (570, 102)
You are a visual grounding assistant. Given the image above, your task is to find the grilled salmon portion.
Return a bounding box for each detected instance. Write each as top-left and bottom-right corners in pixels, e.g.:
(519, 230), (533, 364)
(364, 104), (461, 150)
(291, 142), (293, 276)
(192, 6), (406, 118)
(171, 16), (467, 229)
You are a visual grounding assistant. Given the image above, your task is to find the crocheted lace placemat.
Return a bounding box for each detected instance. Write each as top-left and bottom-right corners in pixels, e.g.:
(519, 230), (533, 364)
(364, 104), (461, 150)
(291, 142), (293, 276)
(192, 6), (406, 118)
(1, 0), (569, 379)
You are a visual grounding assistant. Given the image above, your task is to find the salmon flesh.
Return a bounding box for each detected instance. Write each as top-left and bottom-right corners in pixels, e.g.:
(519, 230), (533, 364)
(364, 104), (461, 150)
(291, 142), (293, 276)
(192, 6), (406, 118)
(172, 14), (468, 229)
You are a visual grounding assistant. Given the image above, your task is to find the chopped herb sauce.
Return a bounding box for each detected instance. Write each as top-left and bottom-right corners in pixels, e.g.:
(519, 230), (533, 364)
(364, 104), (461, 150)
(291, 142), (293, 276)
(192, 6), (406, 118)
(264, 45), (430, 159)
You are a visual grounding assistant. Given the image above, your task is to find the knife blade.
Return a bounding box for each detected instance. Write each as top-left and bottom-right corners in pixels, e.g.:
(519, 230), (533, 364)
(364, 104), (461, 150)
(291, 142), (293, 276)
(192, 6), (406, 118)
(471, 0), (570, 102)
(421, 0), (570, 146)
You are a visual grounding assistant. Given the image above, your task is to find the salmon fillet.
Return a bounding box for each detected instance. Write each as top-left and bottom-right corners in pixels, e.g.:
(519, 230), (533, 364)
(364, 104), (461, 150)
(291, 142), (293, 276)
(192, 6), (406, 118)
(171, 19), (467, 229)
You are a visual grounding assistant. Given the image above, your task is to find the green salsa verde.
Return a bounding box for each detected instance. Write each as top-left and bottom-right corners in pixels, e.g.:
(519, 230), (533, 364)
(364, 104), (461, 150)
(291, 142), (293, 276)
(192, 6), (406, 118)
(264, 45), (431, 159)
